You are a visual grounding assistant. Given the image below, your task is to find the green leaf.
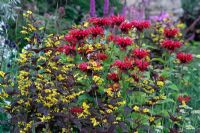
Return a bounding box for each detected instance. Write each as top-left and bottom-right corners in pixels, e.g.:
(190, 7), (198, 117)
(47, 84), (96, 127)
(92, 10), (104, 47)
(151, 58), (165, 64)
(196, 55), (200, 58)
(158, 98), (175, 104)
(168, 84), (179, 91)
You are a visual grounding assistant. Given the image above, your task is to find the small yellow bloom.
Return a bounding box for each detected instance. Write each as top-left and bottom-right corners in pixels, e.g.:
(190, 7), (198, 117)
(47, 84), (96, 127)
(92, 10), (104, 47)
(90, 117), (99, 126)
(106, 109), (113, 113)
(20, 30), (28, 34)
(149, 116), (155, 122)
(83, 22), (89, 27)
(143, 108), (149, 113)
(133, 106), (139, 112)
(27, 10), (32, 14)
(157, 81), (164, 87)
(0, 71), (5, 77)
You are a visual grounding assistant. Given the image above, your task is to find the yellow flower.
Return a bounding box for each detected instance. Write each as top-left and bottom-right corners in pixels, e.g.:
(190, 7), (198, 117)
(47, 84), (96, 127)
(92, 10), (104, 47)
(103, 119), (107, 123)
(149, 116), (155, 122)
(27, 10), (32, 14)
(90, 117), (99, 126)
(159, 94), (166, 100)
(83, 22), (89, 27)
(0, 71), (5, 77)
(149, 89), (155, 93)
(20, 30), (28, 34)
(133, 106), (139, 112)
(143, 80), (148, 84)
(38, 115), (51, 122)
(106, 109), (113, 113)
(143, 108), (149, 113)
(157, 81), (164, 87)
(105, 88), (113, 97)
(95, 43), (102, 49)
(57, 74), (65, 81)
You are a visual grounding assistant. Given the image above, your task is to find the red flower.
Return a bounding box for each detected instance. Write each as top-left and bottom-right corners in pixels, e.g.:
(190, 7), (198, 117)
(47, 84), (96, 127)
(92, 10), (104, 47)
(79, 62), (88, 71)
(116, 36), (133, 49)
(64, 35), (77, 46)
(70, 107), (83, 114)
(89, 17), (111, 27)
(133, 48), (149, 59)
(107, 73), (119, 82)
(110, 15), (125, 26)
(178, 96), (190, 105)
(176, 52), (193, 63)
(69, 29), (89, 41)
(164, 28), (179, 38)
(57, 45), (76, 55)
(112, 58), (133, 70)
(132, 20), (151, 31)
(96, 53), (107, 60)
(161, 40), (181, 51)
(107, 34), (119, 42)
(89, 26), (104, 38)
(120, 22), (133, 33)
(135, 59), (149, 71)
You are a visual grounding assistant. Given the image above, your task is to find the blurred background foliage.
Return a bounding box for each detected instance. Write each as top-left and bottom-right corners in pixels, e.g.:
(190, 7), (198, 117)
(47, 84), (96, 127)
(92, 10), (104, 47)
(181, 0), (200, 41)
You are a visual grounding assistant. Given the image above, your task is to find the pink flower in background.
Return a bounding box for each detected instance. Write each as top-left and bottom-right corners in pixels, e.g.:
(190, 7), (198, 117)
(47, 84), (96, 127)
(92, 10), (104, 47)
(103, 0), (110, 16)
(90, 0), (96, 17)
(149, 12), (169, 21)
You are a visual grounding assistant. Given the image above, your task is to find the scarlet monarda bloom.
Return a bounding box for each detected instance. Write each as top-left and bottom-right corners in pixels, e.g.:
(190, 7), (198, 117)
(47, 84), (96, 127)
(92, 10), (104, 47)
(107, 72), (119, 82)
(133, 48), (149, 59)
(112, 58), (133, 70)
(96, 53), (108, 60)
(79, 62), (88, 71)
(161, 40), (181, 51)
(70, 107), (83, 114)
(135, 59), (149, 71)
(69, 29), (90, 41)
(57, 45), (76, 55)
(176, 52), (193, 63)
(110, 15), (125, 26)
(164, 28), (179, 38)
(89, 26), (104, 38)
(64, 35), (77, 46)
(120, 22), (133, 33)
(178, 95), (190, 105)
(116, 36), (133, 49)
(89, 17), (111, 27)
(132, 20), (151, 31)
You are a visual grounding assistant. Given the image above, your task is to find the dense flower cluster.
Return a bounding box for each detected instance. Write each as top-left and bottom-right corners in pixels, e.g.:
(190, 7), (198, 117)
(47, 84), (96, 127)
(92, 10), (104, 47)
(133, 48), (149, 59)
(89, 17), (111, 27)
(0, 11), (194, 133)
(164, 28), (179, 38)
(115, 36), (133, 49)
(161, 39), (181, 51)
(176, 52), (193, 63)
(120, 21), (133, 33)
(132, 20), (151, 31)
